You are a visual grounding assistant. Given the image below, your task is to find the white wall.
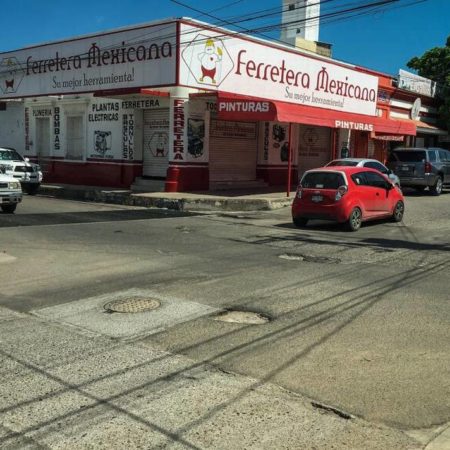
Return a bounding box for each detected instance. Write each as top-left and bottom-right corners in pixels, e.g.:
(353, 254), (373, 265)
(0, 102), (25, 151)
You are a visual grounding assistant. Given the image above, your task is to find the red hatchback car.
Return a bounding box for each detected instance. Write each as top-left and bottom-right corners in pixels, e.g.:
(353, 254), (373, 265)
(292, 166), (405, 231)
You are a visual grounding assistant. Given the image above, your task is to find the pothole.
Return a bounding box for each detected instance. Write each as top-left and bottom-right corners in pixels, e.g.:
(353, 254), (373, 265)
(279, 253), (340, 263)
(213, 310), (270, 325)
(103, 297), (161, 314)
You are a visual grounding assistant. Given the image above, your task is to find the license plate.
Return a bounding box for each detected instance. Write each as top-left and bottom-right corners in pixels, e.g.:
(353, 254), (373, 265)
(401, 165), (410, 171)
(311, 195), (323, 203)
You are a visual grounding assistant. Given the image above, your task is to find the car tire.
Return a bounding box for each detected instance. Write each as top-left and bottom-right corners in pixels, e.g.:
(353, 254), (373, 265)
(392, 201), (404, 222)
(430, 176), (443, 196)
(24, 185), (39, 195)
(293, 217), (308, 227)
(1, 204), (17, 214)
(346, 207), (362, 231)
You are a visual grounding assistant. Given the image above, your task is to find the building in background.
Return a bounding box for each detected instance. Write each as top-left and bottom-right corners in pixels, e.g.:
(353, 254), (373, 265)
(280, 0), (332, 58)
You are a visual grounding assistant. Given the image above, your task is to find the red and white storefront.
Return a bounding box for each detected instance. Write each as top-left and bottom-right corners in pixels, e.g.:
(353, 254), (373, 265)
(0, 18), (422, 191)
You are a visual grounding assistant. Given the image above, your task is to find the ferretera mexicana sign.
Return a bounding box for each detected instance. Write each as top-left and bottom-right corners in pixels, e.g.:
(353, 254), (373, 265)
(0, 22), (176, 98)
(179, 23), (379, 116)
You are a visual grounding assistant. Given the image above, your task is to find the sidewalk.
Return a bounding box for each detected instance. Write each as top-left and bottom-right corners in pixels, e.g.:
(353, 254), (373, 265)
(0, 304), (421, 449)
(38, 183), (296, 212)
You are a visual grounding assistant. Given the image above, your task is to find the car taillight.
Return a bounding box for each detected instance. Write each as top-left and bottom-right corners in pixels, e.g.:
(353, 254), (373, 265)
(424, 161), (432, 173)
(335, 185), (348, 201)
(296, 186), (303, 199)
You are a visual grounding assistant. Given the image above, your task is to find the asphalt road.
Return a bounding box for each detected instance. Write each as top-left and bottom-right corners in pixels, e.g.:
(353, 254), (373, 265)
(0, 190), (449, 448)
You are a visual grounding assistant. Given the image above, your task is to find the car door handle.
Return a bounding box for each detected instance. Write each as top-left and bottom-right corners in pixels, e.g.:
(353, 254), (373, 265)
(376, 192), (380, 196)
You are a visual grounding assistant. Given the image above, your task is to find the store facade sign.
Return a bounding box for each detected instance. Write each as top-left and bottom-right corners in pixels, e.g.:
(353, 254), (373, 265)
(398, 69), (437, 98)
(371, 133), (404, 141)
(179, 23), (379, 116)
(218, 99), (276, 120)
(210, 120), (257, 139)
(335, 120), (374, 132)
(0, 22), (177, 98)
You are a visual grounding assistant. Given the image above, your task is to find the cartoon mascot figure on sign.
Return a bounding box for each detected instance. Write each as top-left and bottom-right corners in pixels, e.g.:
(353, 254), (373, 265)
(198, 39), (222, 84)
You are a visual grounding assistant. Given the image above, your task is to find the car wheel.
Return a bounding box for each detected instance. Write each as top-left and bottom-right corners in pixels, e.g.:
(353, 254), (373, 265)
(293, 217), (308, 227)
(346, 207), (362, 231)
(392, 201), (404, 222)
(25, 185), (39, 195)
(1, 204), (17, 214)
(430, 176), (443, 196)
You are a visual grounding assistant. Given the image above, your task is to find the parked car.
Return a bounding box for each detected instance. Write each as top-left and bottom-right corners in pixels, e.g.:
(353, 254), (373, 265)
(326, 158), (401, 187)
(0, 166), (22, 213)
(0, 147), (43, 195)
(292, 166), (404, 231)
(386, 147), (450, 195)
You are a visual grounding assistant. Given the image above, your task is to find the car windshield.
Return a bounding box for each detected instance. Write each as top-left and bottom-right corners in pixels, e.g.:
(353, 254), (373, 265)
(388, 150), (426, 162)
(301, 172), (345, 189)
(327, 160), (357, 167)
(0, 149), (23, 161)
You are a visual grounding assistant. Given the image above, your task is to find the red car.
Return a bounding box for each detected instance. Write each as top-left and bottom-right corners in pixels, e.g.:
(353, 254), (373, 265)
(292, 166), (405, 231)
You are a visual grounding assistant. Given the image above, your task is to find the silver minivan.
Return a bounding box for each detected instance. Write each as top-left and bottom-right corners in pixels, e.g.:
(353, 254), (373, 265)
(386, 147), (450, 195)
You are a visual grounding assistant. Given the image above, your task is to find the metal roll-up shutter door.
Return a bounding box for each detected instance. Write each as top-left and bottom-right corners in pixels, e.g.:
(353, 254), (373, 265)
(297, 125), (332, 177)
(209, 120), (257, 182)
(143, 109), (169, 177)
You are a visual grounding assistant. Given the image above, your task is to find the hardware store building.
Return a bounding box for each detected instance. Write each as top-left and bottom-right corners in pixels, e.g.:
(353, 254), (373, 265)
(1, 18), (440, 192)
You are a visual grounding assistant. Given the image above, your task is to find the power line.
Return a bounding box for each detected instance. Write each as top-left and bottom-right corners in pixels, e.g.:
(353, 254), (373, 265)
(0, 0), (431, 80)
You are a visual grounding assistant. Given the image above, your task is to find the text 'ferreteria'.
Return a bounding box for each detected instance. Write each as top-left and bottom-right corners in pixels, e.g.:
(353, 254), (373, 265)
(26, 41), (172, 75)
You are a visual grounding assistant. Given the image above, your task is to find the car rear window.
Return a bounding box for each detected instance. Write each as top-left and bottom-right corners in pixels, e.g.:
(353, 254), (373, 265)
(301, 172), (345, 189)
(327, 160), (357, 167)
(388, 150), (426, 162)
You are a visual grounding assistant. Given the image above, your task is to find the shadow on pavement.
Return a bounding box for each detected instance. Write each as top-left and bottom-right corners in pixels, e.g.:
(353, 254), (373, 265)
(0, 208), (197, 228)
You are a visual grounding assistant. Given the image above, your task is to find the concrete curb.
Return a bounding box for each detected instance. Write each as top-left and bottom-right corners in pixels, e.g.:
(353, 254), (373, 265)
(37, 185), (293, 212)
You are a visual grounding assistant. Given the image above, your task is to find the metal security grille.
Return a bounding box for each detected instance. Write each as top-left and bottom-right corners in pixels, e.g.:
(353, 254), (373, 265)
(209, 120), (258, 182)
(143, 109), (170, 177)
(297, 125), (332, 178)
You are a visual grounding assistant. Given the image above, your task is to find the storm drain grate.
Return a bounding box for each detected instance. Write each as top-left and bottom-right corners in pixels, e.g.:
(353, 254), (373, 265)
(213, 310), (270, 325)
(103, 297), (161, 314)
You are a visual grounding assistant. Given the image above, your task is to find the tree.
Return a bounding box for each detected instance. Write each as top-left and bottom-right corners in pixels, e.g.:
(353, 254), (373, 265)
(407, 36), (450, 131)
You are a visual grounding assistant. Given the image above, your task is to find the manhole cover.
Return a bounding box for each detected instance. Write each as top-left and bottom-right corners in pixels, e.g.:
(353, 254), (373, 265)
(103, 297), (160, 313)
(213, 310), (270, 325)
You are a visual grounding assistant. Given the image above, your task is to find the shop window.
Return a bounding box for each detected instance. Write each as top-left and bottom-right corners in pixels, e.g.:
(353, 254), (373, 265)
(66, 115), (84, 160)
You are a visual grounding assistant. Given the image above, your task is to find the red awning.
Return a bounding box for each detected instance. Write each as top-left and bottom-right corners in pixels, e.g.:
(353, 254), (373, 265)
(216, 92), (376, 130)
(372, 118), (416, 136)
(214, 92), (416, 135)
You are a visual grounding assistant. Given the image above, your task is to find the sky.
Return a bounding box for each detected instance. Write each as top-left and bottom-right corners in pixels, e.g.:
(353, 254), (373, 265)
(0, 0), (448, 76)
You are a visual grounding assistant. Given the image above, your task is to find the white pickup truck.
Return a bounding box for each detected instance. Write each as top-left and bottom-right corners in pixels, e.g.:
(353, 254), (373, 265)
(0, 147), (43, 195)
(0, 168), (22, 213)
